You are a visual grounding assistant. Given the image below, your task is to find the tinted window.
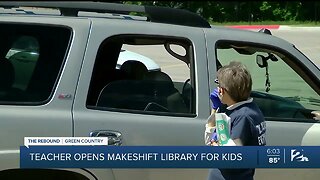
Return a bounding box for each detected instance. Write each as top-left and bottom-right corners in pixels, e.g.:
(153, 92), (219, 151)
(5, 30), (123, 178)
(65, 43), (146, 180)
(0, 24), (71, 104)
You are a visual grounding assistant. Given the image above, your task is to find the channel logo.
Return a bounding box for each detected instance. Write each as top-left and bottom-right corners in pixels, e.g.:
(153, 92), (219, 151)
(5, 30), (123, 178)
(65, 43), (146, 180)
(290, 149), (309, 162)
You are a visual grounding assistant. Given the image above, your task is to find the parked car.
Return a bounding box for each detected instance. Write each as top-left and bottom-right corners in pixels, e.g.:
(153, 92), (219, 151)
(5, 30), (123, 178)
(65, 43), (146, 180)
(0, 1), (319, 180)
(5, 47), (159, 91)
(6, 48), (160, 71)
(117, 49), (160, 71)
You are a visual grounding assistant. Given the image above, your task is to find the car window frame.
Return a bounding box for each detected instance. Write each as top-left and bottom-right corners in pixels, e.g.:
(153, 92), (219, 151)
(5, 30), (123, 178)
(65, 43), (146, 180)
(0, 23), (73, 106)
(86, 34), (197, 117)
(214, 40), (320, 123)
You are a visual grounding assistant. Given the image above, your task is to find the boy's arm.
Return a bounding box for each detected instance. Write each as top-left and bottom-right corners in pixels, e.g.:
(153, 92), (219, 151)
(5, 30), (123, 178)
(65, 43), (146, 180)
(205, 113), (244, 146)
(204, 113), (216, 145)
(204, 124), (215, 145)
(225, 138), (243, 146)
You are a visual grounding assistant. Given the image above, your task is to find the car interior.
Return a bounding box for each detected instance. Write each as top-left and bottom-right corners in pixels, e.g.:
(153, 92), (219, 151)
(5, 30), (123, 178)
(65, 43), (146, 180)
(87, 35), (195, 116)
(216, 41), (320, 121)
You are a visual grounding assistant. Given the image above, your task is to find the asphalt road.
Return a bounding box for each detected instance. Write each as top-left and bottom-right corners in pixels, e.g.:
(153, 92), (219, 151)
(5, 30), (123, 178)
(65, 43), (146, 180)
(266, 27), (320, 67)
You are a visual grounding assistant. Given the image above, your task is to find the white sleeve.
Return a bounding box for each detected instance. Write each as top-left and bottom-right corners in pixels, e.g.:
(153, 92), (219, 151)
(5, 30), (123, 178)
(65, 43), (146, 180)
(204, 124), (215, 145)
(224, 138), (242, 146)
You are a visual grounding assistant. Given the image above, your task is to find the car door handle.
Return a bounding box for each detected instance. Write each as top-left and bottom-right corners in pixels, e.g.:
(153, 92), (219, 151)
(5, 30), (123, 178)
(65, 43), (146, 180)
(90, 130), (122, 146)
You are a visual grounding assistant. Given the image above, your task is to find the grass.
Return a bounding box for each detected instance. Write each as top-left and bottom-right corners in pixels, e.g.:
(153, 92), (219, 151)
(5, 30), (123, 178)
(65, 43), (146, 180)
(210, 21), (320, 26)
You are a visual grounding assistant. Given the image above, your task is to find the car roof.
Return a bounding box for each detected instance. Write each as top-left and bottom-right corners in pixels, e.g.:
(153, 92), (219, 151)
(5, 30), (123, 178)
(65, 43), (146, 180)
(0, 1), (211, 28)
(0, 2), (285, 41)
(0, 1), (291, 51)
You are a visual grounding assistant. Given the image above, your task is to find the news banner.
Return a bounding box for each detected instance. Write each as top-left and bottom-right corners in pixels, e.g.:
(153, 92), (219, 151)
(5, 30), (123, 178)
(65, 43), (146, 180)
(20, 137), (320, 168)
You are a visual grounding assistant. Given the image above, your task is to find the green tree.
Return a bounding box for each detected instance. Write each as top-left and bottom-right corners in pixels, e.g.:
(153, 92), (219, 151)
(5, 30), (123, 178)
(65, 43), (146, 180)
(118, 1), (318, 23)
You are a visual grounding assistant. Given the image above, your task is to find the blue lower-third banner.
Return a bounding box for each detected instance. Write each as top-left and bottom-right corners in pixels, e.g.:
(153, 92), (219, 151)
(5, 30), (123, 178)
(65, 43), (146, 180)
(20, 146), (320, 168)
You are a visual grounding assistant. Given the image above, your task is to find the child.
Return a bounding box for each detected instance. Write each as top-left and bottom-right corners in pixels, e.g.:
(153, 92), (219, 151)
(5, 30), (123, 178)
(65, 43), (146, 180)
(205, 61), (266, 180)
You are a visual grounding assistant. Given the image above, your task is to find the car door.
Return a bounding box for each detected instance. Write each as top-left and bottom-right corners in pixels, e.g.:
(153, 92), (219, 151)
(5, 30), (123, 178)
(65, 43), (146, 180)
(204, 27), (320, 179)
(0, 18), (90, 171)
(72, 19), (211, 180)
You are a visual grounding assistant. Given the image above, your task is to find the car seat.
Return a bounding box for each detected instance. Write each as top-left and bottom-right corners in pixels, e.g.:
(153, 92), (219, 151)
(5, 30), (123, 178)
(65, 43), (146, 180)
(143, 71), (188, 113)
(96, 71), (189, 113)
(96, 60), (149, 110)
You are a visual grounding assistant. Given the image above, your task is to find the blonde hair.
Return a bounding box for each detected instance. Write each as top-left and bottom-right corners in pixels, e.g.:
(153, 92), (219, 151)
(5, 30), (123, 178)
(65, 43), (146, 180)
(217, 61), (252, 102)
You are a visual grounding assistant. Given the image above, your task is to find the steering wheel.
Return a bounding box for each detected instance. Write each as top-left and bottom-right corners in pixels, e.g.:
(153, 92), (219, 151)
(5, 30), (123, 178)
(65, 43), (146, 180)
(144, 102), (169, 112)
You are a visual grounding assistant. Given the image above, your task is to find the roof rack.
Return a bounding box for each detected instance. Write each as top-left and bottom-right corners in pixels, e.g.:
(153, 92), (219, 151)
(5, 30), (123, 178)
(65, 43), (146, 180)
(0, 1), (211, 28)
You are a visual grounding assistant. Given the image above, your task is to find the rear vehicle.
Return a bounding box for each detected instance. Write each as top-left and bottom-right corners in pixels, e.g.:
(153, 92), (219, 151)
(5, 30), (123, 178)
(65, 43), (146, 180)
(0, 1), (319, 180)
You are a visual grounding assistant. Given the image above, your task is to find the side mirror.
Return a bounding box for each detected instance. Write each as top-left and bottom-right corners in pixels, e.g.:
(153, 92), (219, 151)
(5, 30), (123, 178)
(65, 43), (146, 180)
(256, 55), (268, 68)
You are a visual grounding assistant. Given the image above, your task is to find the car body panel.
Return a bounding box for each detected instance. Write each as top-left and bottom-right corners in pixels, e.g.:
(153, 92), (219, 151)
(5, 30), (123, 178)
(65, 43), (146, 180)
(72, 18), (210, 180)
(205, 27), (320, 145)
(0, 16), (95, 178)
(204, 27), (320, 179)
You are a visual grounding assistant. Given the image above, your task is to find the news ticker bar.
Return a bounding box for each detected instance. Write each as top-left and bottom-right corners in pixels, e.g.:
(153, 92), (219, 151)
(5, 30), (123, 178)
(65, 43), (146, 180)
(20, 146), (320, 168)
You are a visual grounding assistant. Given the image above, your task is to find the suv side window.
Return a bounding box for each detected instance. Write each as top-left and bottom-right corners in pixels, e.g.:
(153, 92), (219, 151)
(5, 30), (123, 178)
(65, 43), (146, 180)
(87, 35), (196, 116)
(0, 24), (71, 104)
(215, 41), (320, 121)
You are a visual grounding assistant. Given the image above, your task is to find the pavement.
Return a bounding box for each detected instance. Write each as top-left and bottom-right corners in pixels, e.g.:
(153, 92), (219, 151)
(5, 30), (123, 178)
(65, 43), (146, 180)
(226, 25), (280, 29)
(226, 24), (320, 31)
(225, 25), (320, 67)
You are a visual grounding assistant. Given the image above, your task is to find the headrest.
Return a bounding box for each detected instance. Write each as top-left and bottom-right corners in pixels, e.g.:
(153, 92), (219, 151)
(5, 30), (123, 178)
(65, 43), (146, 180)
(120, 60), (148, 80)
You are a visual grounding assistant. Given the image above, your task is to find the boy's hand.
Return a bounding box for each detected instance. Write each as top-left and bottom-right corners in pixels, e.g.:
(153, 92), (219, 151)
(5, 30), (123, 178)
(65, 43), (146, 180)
(311, 111), (320, 120)
(210, 88), (222, 110)
(210, 140), (219, 146)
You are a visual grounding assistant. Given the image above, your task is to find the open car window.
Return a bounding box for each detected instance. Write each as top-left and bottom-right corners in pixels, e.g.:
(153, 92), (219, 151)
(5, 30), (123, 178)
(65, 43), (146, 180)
(86, 35), (196, 117)
(215, 41), (320, 121)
